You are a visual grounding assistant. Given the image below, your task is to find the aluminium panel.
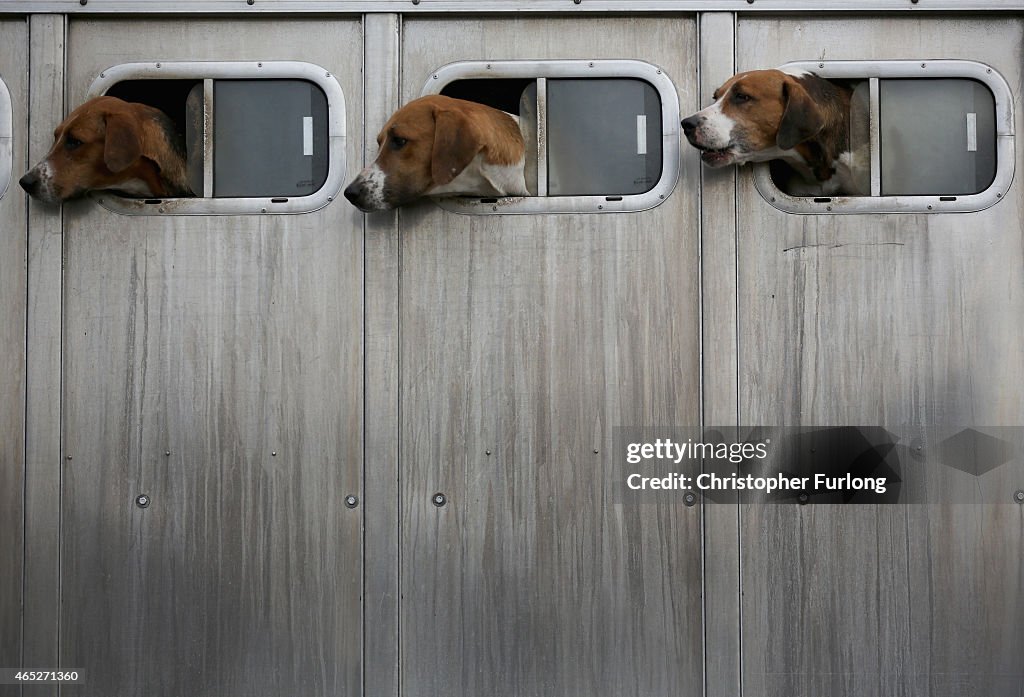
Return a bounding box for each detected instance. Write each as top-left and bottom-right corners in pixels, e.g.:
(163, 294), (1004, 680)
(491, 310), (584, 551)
(59, 17), (364, 697)
(398, 15), (702, 697)
(1, 1), (1023, 12)
(0, 21), (28, 697)
(732, 16), (1024, 697)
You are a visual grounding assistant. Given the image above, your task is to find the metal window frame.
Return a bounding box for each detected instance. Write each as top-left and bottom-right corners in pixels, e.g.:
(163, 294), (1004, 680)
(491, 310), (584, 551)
(0, 75), (12, 201)
(753, 60), (1015, 215)
(421, 60), (680, 215)
(88, 61), (346, 216)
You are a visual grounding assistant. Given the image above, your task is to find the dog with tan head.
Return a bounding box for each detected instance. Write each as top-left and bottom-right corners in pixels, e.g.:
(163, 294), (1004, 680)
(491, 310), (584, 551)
(681, 69), (857, 194)
(344, 94), (528, 211)
(20, 95), (192, 204)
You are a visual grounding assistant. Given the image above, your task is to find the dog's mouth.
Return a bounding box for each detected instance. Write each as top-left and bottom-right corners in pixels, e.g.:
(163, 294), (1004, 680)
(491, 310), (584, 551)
(694, 143), (734, 166)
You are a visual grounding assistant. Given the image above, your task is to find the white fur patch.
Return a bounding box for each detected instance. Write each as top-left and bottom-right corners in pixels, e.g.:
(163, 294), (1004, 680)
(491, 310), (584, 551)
(427, 153), (528, 198)
(351, 163), (387, 210)
(691, 100), (735, 150)
(780, 66), (812, 78)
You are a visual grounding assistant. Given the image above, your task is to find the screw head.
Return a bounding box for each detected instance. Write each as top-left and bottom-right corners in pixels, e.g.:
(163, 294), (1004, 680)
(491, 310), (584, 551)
(66, 455), (72, 461)
(345, 495), (359, 508)
(136, 494), (151, 508)
(683, 492), (697, 507)
(797, 492), (810, 505)
(432, 493), (447, 507)
(1015, 490), (1024, 503)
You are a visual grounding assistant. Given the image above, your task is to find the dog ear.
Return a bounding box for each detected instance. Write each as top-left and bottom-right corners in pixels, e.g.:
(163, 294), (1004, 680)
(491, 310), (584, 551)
(103, 112), (143, 173)
(777, 79), (825, 151)
(431, 109), (481, 186)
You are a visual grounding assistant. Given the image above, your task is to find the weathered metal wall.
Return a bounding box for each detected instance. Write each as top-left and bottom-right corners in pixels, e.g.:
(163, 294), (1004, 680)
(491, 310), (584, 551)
(733, 16), (1024, 697)
(0, 18), (27, 697)
(4, 8), (1022, 697)
(396, 16), (703, 697)
(48, 17), (365, 697)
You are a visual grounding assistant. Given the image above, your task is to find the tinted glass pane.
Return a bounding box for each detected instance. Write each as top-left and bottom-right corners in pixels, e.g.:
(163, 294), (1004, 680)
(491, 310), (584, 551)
(880, 79), (996, 196)
(547, 78), (662, 196)
(214, 80), (328, 197)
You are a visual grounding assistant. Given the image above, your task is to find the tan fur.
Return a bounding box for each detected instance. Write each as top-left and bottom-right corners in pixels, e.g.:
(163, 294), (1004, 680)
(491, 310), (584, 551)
(345, 94), (526, 211)
(683, 69), (852, 187)
(20, 95), (191, 203)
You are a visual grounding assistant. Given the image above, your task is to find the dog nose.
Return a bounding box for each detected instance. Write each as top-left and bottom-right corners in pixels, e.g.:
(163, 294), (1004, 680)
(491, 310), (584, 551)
(19, 170), (39, 194)
(681, 116), (700, 136)
(343, 180), (363, 206)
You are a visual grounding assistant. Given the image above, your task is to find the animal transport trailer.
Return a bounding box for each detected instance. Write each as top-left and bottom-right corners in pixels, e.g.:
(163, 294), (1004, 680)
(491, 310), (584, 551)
(0, 2), (1021, 696)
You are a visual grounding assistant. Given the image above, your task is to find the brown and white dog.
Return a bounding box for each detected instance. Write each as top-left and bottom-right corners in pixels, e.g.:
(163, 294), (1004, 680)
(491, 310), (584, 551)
(344, 94), (528, 211)
(20, 95), (192, 204)
(682, 69), (858, 195)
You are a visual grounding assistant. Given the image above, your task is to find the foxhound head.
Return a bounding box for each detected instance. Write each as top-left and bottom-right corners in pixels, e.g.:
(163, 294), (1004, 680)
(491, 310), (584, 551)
(20, 95), (191, 204)
(344, 94), (527, 212)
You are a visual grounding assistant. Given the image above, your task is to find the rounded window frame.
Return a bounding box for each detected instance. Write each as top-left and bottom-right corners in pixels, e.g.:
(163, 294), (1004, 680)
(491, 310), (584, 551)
(754, 59), (1015, 215)
(88, 61), (346, 216)
(420, 59), (680, 215)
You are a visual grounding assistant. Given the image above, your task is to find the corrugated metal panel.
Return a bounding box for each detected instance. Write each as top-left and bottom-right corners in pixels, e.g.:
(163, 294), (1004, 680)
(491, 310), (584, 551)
(732, 16), (1024, 697)
(397, 16), (703, 697)
(0, 19), (28, 697)
(57, 18), (364, 696)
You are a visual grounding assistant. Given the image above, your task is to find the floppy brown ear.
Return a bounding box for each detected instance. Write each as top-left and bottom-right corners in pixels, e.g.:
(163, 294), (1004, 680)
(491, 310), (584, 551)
(103, 112), (143, 173)
(431, 109), (481, 186)
(777, 79), (825, 151)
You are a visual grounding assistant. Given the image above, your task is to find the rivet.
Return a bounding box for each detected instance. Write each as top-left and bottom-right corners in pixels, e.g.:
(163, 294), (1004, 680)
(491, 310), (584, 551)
(771, 197), (777, 202)
(598, 205), (603, 210)
(574, 0), (581, 4)
(826, 205), (832, 211)
(79, 0), (87, 4)
(798, 492), (810, 505)
(819, 63), (824, 68)
(247, 0), (254, 4)
(746, 0), (754, 4)
(158, 207), (165, 213)
(659, 194), (664, 199)
(911, 0), (919, 4)
(589, 62), (594, 68)
(328, 196), (333, 202)
(921, 63), (926, 68)
(165, 450), (171, 457)
(156, 63), (161, 69)
(593, 449), (599, 454)
(345, 495), (359, 508)
(432, 492), (447, 507)
(486, 450), (491, 456)
(412, 0), (420, 4)
(271, 451), (277, 456)
(987, 68), (992, 74)
(261, 208), (267, 213)
(684, 492), (697, 506)
(486, 64), (492, 69)
(135, 494), (151, 508)
(326, 72), (331, 77)
(1015, 490), (1024, 503)
(492, 206), (497, 212)
(433, 75), (439, 80)
(66, 455), (72, 461)
(997, 193), (1002, 198)
(927, 205), (933, 210)
(656, 70), (662, 74)
(100, 72), (105, 78)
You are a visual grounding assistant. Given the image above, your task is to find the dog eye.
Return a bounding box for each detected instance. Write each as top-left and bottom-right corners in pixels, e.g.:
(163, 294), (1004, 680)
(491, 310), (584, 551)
(732, 92), (752, 104)
(64, 136), (83, 150)
(389, 136), (408, 150)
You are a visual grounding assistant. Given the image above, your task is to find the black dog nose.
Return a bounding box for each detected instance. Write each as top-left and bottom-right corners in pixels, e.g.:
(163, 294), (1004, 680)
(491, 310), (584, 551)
(19, 171), (39, 194)
(343, 181), (362, 205)
(681, 116), (700, 135)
